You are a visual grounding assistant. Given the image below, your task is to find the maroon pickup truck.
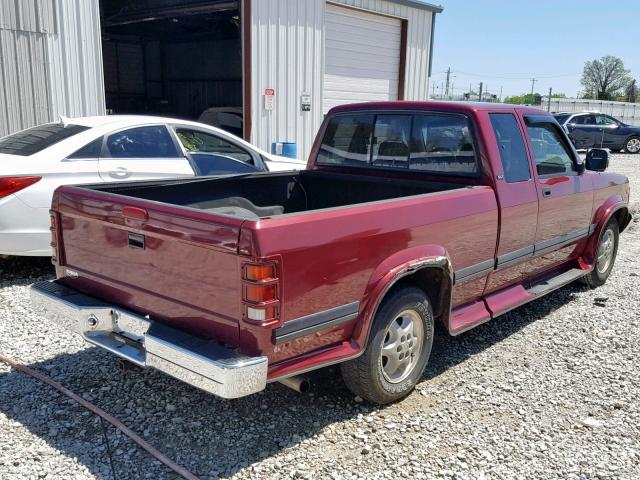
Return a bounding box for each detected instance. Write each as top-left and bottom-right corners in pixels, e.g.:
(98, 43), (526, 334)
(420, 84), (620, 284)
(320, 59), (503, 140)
(31, 102), (631, 404)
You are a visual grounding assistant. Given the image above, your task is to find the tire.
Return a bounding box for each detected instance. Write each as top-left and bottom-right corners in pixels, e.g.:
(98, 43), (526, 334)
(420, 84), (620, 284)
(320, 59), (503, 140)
(341, 285), (434, 404)
(582, 218), (619, 288)
(624, 136), (640, 154)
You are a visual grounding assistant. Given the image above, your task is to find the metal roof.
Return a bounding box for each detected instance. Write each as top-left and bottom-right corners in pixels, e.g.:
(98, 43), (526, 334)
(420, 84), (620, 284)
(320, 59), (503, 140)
(388, 0), (443, 13)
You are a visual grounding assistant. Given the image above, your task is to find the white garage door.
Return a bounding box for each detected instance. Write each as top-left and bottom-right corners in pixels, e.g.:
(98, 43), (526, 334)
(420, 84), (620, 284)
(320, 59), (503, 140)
(323, 4), (402, 113)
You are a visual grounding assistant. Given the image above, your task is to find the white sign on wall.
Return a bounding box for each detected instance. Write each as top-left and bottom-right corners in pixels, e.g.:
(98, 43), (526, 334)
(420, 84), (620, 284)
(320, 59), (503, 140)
(301, 92), (312, 112)
(264, 88), (275, 111)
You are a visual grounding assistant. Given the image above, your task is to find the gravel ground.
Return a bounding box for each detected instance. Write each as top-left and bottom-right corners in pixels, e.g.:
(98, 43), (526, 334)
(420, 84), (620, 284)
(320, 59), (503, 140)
(1, 154), (639, 480)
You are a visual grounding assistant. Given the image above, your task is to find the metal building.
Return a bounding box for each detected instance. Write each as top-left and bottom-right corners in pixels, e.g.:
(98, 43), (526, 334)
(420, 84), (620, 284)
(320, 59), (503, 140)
(0, 0), (105, 138)
(0, 0), (441, 161)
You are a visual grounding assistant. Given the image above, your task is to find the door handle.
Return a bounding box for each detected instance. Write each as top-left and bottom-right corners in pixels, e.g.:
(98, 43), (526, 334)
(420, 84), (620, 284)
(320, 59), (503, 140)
(542, 187), (552, 197)
(110, 167), (131, 179)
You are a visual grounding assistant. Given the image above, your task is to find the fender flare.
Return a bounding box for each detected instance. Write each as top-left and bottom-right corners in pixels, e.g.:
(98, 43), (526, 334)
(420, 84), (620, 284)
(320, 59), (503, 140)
(352, 245), (453, 348)
(585, 195), (629, 265)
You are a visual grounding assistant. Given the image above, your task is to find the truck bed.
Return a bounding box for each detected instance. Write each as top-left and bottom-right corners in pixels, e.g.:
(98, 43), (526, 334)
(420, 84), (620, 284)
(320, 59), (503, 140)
(83, 171), (462, 220)
(52, 170), (495, 356)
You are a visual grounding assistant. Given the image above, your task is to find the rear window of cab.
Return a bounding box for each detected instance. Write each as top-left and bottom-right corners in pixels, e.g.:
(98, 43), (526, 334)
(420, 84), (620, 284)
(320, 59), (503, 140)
(0, 123), (89, 156)
(316, 112), (479, 176)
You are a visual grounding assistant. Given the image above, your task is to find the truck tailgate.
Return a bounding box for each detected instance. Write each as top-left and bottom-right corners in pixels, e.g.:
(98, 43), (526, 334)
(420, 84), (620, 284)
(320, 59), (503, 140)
(52, 186), (244, 347)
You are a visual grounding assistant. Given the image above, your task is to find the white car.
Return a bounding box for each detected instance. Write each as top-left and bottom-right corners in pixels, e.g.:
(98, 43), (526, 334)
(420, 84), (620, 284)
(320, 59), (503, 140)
(0, 115), (305, 256)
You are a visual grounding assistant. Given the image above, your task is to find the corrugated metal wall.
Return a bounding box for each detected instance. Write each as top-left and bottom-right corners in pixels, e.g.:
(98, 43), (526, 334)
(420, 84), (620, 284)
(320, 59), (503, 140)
(0, 0), (105, 137)
(250, 0), (325, 163)
(542, 98), (640, 126)
(250, 0), (435, 161)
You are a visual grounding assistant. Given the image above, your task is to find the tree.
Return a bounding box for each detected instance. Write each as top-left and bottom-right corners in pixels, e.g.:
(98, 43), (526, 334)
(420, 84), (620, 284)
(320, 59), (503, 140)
(504, 93), (542, 105)
(626, 80), (638, 103)
(581, 56), (632, 100)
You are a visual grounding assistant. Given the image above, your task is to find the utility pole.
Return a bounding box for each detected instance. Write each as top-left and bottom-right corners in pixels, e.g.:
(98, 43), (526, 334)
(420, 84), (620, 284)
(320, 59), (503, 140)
(499, 86), (503, 102)
(479, 82), (483, 102)
(530, 78), (538, 102)
(432, 82), (436, 99)
(547, 87), (552, 112)
(445, 67), (451, 97)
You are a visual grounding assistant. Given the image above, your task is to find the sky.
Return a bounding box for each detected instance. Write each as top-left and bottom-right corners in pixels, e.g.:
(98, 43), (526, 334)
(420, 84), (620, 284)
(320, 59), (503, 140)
(430, 1), (639, 100)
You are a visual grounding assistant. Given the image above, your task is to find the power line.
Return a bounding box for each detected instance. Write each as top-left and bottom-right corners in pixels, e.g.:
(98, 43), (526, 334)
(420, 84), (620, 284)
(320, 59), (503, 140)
(436, 70), (579, 80)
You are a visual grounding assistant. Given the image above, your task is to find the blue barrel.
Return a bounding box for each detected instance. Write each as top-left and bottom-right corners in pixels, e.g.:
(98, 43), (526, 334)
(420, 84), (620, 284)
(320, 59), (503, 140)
(271, 142), (298, 159)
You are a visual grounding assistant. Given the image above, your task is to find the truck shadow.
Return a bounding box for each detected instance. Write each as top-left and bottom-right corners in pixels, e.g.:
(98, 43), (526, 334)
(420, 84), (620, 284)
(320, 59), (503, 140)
(0, 256), (54, 286)
(0, 283), (584, 479)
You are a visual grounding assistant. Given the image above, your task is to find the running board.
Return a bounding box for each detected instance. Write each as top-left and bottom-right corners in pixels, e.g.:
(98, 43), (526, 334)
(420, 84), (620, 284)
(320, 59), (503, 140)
(527, 268), (587, 297)
(451, 267), (589, 336)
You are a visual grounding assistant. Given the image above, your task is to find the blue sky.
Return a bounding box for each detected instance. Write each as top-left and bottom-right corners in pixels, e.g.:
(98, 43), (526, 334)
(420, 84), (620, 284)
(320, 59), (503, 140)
(430, 1), (639, 99)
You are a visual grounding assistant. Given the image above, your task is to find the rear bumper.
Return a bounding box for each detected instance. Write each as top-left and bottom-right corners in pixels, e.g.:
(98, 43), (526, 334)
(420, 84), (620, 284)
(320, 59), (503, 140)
(30, 281), (268, 399)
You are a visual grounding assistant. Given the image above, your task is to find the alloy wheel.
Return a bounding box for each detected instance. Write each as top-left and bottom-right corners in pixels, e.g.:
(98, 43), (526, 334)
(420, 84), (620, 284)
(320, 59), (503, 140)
(380, 309), (424, 384)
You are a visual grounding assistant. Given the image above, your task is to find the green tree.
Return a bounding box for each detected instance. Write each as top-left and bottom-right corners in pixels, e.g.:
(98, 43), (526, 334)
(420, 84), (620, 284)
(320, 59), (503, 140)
(581, 56), (632, 100)
(504, 93), (542, 105)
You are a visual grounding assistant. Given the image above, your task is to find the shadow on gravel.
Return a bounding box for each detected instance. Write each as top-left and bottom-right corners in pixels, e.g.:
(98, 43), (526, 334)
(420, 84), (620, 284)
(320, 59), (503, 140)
(0, 256), (55, 286)
(0, 282), (585, 479)
(425, 282), (586, 380)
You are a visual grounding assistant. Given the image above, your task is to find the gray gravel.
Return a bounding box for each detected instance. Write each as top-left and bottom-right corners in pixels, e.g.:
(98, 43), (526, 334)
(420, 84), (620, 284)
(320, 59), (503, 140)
(1, 154), (639, 480)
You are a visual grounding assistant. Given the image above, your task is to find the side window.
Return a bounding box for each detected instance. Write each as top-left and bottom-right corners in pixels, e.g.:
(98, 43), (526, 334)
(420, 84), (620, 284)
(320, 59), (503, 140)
(410, 114), (478, 174)
(371, 115), (411, 167)
(175, 128), (253, 164)
(526, 122), (576, 176)
(489, 113), (531, 182)
(596, 115), (618, 126)
(574, 114), (596, 125)
(106, 126), (179, 158)
(316, 114), (374, 166)
(68, 137), (103, 159)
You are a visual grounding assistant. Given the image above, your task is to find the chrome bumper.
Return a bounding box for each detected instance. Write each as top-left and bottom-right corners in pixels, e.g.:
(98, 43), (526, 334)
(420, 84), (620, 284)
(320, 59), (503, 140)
(30, 281), (268, 399)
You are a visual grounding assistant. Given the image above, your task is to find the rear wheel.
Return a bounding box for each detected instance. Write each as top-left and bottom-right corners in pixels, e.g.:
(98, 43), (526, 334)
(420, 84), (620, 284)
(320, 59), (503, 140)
(583, 219), (619, 288)
(341, 286), (434, 404)
(624, 136), (640, 154)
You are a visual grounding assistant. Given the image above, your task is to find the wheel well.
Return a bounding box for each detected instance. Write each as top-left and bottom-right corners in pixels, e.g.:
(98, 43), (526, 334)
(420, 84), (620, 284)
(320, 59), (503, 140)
(626, 134), (640, 146)
(614, 207), (631, 232)
(392, 267), (452, 327)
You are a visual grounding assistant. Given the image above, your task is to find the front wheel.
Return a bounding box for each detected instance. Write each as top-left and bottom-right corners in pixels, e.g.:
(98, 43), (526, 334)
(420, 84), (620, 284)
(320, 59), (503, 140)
(624, 136), (640, 154)
(341, 286), (434, 404)
(583, 219), (619, 288)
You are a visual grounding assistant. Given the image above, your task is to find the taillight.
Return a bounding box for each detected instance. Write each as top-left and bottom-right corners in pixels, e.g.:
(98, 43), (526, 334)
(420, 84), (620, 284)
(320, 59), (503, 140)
(242, 261), (280, 325)
(50, 212), (59, 262)
(0, 176), (41, 199)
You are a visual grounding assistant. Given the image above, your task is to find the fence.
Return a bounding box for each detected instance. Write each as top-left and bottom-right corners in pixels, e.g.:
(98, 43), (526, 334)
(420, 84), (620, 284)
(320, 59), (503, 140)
(540, 98), (640, 126)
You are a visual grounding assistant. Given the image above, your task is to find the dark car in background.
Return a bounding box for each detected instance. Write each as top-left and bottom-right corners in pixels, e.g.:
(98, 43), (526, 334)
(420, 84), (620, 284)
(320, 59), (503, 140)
(554, 112), (640, 153)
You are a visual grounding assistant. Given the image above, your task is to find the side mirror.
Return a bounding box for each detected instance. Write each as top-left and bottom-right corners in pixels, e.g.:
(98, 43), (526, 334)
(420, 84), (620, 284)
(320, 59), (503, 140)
(585, 148), (610, 172)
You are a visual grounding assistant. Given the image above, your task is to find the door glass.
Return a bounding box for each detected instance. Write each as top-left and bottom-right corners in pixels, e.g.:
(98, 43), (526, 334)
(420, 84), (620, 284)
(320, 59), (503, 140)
(571, 115), (597, 125)
(526, 123), (576, 176)
(175, 129), (253, 164)
(106, 126), (179, 158)
(372, 115), (412, 167)
(596, 115), (618, 126)
(68, 137), (103, 159)
(489, 113), (530, 182)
